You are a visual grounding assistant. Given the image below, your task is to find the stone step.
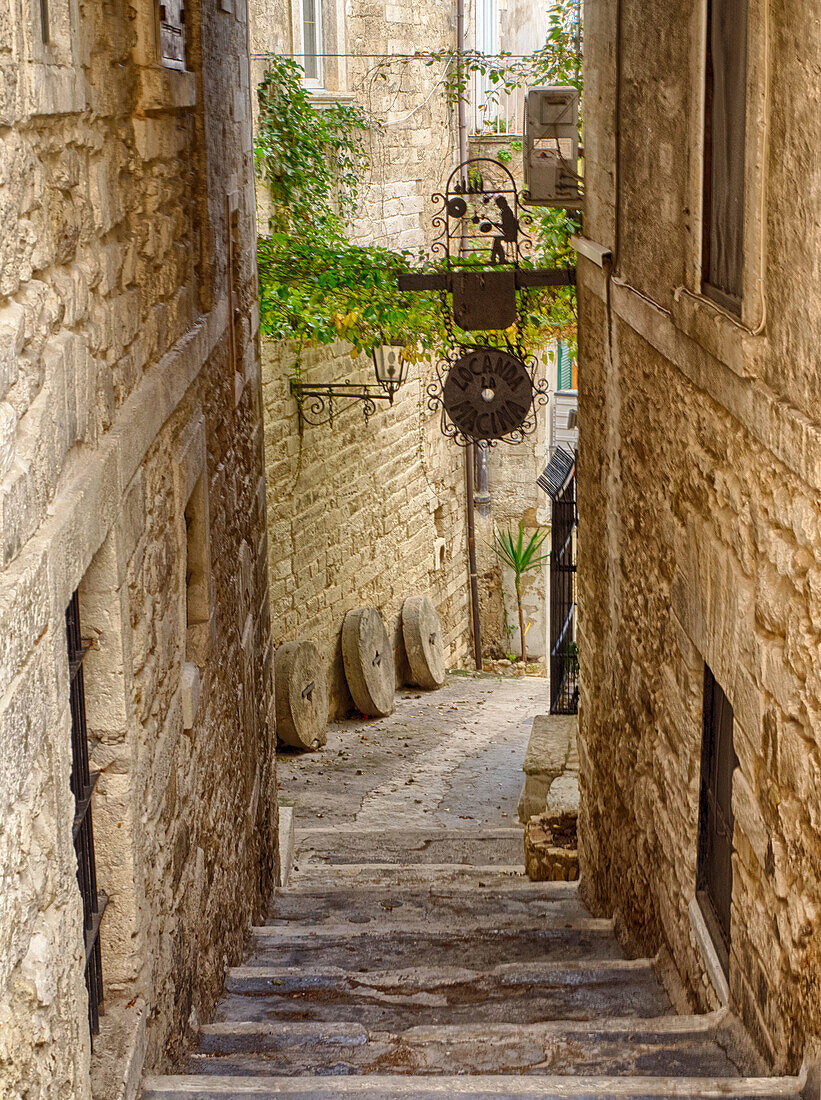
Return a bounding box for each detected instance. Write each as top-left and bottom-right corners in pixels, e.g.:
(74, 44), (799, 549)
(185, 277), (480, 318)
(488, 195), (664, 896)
(185, 1014), (764, 1078)
(143, 1072), (804, 1098)
(267, 879), (588, 928)
(293, 827), (525, 867)
(245, 920), (621, 970)
(222, 958), (672, 1026)
(288, 864), (531, 889)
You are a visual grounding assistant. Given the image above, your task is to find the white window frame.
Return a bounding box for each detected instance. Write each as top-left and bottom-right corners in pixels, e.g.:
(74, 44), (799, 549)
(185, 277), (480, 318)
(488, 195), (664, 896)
(290, 0), (346, 92)
(300, 0), (323, 87)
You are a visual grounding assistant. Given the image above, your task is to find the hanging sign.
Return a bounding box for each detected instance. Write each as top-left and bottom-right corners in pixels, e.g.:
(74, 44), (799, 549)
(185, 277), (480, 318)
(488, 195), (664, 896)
(442, 349), (533, 442)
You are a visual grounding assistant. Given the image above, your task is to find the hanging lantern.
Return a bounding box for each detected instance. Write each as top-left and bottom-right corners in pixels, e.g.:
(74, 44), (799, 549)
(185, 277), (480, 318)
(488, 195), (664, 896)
(372, 345), (408, 400)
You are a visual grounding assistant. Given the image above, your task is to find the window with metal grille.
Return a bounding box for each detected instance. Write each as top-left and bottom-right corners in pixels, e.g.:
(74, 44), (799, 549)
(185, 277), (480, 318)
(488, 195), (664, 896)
(702, 0), (748, 314)
(697, 665), (737, 976)
(548, 473), (578, 715)
(66, 591), (107, 1038)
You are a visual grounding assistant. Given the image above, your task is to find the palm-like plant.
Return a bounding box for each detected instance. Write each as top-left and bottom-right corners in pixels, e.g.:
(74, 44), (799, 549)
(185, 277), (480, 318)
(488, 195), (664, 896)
(491, 522), (550, 666)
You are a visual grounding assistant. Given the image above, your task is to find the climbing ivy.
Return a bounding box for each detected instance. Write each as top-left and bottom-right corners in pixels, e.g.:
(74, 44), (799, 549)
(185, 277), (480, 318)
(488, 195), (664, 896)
(255, 56), (372, 236)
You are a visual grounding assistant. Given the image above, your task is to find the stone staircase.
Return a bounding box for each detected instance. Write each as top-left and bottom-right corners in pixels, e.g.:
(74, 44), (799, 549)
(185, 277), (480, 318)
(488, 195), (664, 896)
(143, 826), (803, 1098)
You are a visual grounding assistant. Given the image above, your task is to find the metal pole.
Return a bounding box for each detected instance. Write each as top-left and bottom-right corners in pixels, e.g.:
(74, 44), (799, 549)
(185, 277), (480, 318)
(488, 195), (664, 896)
(474, 440), (490, 514)
(465, 441), (483, 670)
(456, 0), (481, 668)
(456, 0), (468, 179)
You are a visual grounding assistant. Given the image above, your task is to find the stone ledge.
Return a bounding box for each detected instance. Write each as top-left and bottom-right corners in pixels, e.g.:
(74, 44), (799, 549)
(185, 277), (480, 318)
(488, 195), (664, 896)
(517, 714), (577, 822)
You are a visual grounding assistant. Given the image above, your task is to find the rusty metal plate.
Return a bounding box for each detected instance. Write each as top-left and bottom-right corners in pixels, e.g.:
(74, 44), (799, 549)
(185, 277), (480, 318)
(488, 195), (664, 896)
(442, 349), (533, 441)
(452, 270), (517, 331)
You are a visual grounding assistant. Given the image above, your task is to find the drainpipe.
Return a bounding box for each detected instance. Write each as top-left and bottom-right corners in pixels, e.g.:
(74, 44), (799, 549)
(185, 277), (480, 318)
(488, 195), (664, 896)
(457, 0), (482, 669)
(474, 440), (490, 514)
(456, 0), (469, 177)
(465, 441), (483, 670)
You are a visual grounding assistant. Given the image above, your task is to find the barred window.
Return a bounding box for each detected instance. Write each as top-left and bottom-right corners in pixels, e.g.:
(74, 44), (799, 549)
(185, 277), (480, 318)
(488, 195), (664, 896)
(66, 591), (107, 1039)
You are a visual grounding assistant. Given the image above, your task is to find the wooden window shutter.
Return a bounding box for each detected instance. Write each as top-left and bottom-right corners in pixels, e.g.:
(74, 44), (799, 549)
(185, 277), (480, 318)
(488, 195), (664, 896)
(702, 0), (748, 313)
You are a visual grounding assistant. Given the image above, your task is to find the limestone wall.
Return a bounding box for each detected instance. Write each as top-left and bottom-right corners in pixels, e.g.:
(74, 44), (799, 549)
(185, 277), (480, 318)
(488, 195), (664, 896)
(0, 0), (275, 1096)
(578, 0), (821, 1070)
(262, 338), (474, 716)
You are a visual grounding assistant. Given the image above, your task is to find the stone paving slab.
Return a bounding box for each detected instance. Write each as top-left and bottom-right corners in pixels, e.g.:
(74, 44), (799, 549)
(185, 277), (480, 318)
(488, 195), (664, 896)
(288, 864), (530, 888)
(245, 923), (622, 970)
(189, 1014), (756, 1077)
(294, 827), (525, 867)
(145, 1078), (801, 1095)
(266, 881), (591, 929)
(224, 959), (673, 1022)
(144, 1074), (804, 1098)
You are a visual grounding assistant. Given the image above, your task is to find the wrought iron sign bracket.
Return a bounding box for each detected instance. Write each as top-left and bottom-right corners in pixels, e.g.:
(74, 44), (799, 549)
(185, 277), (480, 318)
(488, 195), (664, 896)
(395, 157), (574, 446)
(289, 379), (394, 428)
(397, 268), (576, 293)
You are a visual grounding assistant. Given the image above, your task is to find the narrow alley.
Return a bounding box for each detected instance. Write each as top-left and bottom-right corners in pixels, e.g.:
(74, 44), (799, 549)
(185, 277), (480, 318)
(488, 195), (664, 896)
(3, 0), (821, 1086)
(143, 676), (803, 1098)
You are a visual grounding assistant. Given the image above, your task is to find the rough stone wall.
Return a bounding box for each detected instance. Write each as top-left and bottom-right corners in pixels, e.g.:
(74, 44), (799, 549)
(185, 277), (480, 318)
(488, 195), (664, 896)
(338, 0), (458, 250)
(0, 0), (275, 1096)
(262, 339), (474, 716)
(578, 0), (821, 1070)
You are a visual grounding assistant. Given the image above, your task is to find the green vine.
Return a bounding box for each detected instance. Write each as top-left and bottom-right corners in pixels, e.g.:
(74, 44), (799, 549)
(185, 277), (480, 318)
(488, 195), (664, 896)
(255, 56), (373, 236)
(254, 0), (581, 366)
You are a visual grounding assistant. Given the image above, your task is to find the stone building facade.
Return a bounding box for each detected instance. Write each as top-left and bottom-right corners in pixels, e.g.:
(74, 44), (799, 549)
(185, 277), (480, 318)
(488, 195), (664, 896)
(0, 0), (275, 1096)
(261, 339), (475, 716)
(249, 0), (482, 709)
(577, 0), (821, 1071)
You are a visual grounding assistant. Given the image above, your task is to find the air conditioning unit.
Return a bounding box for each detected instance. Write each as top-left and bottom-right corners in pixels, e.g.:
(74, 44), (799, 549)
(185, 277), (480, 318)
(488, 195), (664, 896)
(523, 87), (582, 208)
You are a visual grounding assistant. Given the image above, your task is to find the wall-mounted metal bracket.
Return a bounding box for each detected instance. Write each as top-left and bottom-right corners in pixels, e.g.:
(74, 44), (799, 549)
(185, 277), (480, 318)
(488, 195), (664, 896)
(289, 379), (394, 428)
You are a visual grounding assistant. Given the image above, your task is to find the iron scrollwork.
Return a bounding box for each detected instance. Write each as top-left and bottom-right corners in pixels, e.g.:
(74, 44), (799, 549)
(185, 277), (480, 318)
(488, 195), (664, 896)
(426, 345), (549, 448)
(430, 158), (533, 267)
(290, 380), (388, 428)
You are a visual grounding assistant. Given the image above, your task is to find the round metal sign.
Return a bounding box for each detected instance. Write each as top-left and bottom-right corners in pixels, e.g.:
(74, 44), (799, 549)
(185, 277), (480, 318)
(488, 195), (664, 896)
(442, 349), (533, 441)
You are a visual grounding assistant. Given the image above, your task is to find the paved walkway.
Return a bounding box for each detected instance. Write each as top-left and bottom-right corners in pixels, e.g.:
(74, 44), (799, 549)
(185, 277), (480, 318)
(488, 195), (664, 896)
(275, 672), (548, 829)
(143, 674), (802, 1098)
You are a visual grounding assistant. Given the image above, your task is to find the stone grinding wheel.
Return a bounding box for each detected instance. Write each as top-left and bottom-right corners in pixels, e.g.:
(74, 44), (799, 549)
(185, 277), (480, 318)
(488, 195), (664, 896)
(401, 594), (446, 690)
(274, 641), (329, 750)
(341, 608), (395, 718)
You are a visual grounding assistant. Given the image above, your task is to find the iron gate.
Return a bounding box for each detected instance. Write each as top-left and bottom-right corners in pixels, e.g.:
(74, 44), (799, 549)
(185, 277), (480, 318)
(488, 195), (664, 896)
(549, 474), (578, 714)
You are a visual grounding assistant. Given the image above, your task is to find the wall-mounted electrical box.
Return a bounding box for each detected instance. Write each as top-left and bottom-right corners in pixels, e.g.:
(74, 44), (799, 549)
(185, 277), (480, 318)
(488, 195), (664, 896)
(523, 86), (582, 208)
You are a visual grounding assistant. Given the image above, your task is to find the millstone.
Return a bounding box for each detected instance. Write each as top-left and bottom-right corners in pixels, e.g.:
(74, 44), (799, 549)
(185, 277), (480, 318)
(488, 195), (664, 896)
(274, 641), (328, 749)
(342, 608), (395, 717)
(402, 594), (446, 690)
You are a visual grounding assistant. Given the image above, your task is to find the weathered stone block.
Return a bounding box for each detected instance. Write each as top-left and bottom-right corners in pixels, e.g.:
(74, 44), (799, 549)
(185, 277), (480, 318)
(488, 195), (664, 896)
(524, 811), (579, 882)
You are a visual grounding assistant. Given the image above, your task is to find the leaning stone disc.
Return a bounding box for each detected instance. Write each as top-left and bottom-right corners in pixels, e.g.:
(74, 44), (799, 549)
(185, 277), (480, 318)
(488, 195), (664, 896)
(402, 594), (446, 690)
(342, 608), (395, 718)
(275, 641), (328, 750)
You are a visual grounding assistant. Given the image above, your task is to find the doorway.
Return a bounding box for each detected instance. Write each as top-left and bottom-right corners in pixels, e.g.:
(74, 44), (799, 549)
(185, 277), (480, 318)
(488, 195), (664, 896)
(696, 665), (736, 975)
